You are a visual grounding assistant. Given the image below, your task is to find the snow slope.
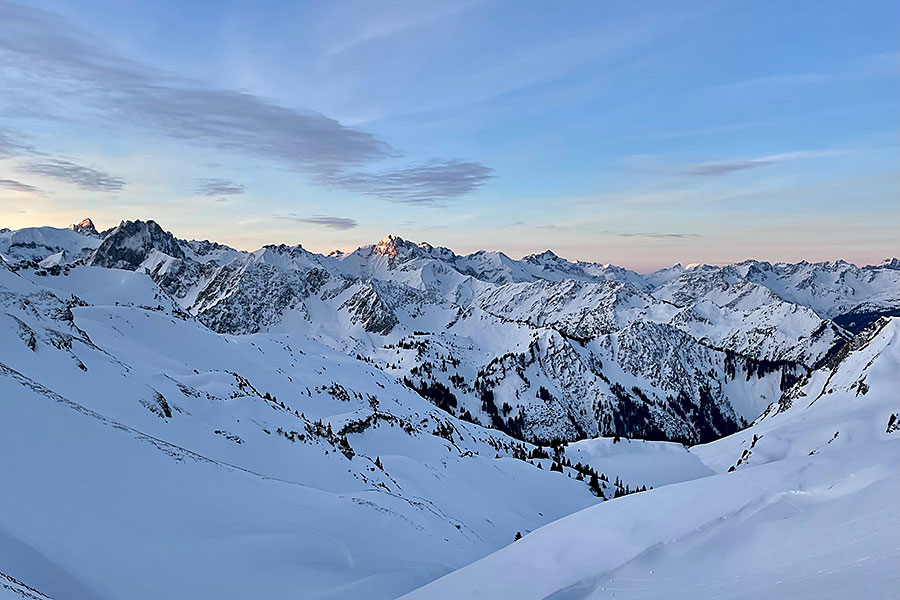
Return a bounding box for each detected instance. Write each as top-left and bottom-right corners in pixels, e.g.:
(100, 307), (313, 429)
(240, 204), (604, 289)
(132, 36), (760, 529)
(402, 319), (900, 600)
(0, 262), (600, 600)
(404, 444), (898, 600)
(0, 226), (99, 265)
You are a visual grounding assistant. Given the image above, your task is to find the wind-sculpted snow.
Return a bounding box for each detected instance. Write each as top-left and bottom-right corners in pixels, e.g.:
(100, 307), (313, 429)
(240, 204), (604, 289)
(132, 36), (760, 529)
(2, 220), (897, 444)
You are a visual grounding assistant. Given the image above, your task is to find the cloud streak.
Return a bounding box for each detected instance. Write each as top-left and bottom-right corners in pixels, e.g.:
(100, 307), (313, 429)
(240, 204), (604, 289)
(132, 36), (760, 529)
(321, 160), (494, 204)
(615, 232), (700, 239)
(22, 159), (125, 191)
(275, 214), (358, 230)
(0, 127), (37, 158)
(0, 1), (492, 203)
(195, 178), (245, 196)
(622, 150), (838, 180)
(680, 151), (838, 178)
(0, 178), (40, 193)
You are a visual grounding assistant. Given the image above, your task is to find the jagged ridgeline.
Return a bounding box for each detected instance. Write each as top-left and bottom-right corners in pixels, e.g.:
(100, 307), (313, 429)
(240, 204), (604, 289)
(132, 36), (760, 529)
(3, 219), (898, 444)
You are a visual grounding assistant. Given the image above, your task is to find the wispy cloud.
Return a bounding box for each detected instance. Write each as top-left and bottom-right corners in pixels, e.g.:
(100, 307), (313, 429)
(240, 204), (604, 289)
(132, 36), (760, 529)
(195, 178), (245, 196)
(681, 159), (769, 177)
(321, 2), (481, 64)
(680, 151), (837, 178)
(322, 160), (493, 204)
(275, 214), (358, 230)
(0, 178), (40, 193)
(22, 159), (125, 191)
(0, 127), (37, 158)
(614, 231), (700, 239)
(0, 2), (492, 203)
(713, 72), (829, 92)
(712, 52), (900, 92)
(623, 150), (839, 179)
(0, 3), (386, 172)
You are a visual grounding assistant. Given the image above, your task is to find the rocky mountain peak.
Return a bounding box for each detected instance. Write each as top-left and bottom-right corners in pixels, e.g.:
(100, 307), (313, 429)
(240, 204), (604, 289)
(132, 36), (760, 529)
(878, 257), (900, 270)
(69, 217), (99, 237)
(375, 234), (415, 259)
(88, 219), (185, 270)
(524, 249), (561, 264)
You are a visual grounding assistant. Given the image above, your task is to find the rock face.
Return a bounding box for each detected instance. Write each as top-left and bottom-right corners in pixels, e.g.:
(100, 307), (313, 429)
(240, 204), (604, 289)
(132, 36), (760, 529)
(5, 220), (900, 445)
(69, 218), (99, 237)
(88, 220), (185, 270)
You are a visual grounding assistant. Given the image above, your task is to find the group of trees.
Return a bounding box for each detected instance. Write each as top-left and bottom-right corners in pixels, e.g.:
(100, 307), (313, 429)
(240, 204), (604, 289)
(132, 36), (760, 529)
(480, 388), (527, 438)
(610, 474), (647, 498)
(723, 348), (801, 391)
(403, 377), (458, 412)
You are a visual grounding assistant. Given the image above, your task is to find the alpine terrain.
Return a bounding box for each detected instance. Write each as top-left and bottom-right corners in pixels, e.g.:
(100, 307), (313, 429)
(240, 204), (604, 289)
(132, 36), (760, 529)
(1, 219), (897, 600)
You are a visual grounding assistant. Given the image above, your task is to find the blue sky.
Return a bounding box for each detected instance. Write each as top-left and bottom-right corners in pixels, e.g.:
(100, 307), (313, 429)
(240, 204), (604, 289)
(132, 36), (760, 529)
(1, 0), (897, 270)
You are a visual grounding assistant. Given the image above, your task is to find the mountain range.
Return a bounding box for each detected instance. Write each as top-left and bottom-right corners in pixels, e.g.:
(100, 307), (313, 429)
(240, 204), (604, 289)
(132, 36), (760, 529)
(4, 218), (897, 445)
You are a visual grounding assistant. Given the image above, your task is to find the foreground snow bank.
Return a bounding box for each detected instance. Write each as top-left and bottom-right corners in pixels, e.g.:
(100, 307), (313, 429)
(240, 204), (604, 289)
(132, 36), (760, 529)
(403, 442), (899, 600)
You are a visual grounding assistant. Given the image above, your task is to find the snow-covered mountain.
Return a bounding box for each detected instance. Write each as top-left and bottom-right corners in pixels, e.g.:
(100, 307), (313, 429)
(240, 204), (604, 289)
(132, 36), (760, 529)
(402, 317), (900, 600)
(3, 219), (897, 446)
(0, 255), (600, 600)
(0, 224), (101, 266)
(1, 219), (897, 599)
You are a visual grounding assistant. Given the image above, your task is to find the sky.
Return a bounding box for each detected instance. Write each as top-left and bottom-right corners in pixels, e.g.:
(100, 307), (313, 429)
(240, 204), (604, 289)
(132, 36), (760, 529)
(0, 0), (897, 271)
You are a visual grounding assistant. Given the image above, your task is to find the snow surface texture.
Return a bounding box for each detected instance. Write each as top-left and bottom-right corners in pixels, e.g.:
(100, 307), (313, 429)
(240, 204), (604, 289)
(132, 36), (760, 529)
(1, 220), (898, 599)
(402, 318), (900, 600)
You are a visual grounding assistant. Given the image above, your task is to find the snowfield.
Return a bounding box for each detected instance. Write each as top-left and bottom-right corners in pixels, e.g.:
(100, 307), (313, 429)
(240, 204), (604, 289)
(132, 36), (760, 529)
(0, 220), (898, 599)
(403, 443), (899, 600)
(0, 263), (597, 600)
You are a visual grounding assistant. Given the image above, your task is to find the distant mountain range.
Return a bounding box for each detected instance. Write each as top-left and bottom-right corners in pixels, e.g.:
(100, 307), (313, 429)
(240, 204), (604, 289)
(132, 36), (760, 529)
(2, 218), (897, 445)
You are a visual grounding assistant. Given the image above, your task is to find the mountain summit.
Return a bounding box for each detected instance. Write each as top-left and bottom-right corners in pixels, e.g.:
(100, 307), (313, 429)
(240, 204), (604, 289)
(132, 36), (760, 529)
(373, 234), (434, 259)
(69, 217), (98, 236)
(374, 234), (406, 258)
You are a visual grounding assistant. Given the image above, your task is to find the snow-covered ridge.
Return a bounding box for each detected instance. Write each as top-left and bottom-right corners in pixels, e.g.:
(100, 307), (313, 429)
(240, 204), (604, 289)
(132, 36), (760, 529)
(2, 219), (897, 444)
(0, 259), (602, 600)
